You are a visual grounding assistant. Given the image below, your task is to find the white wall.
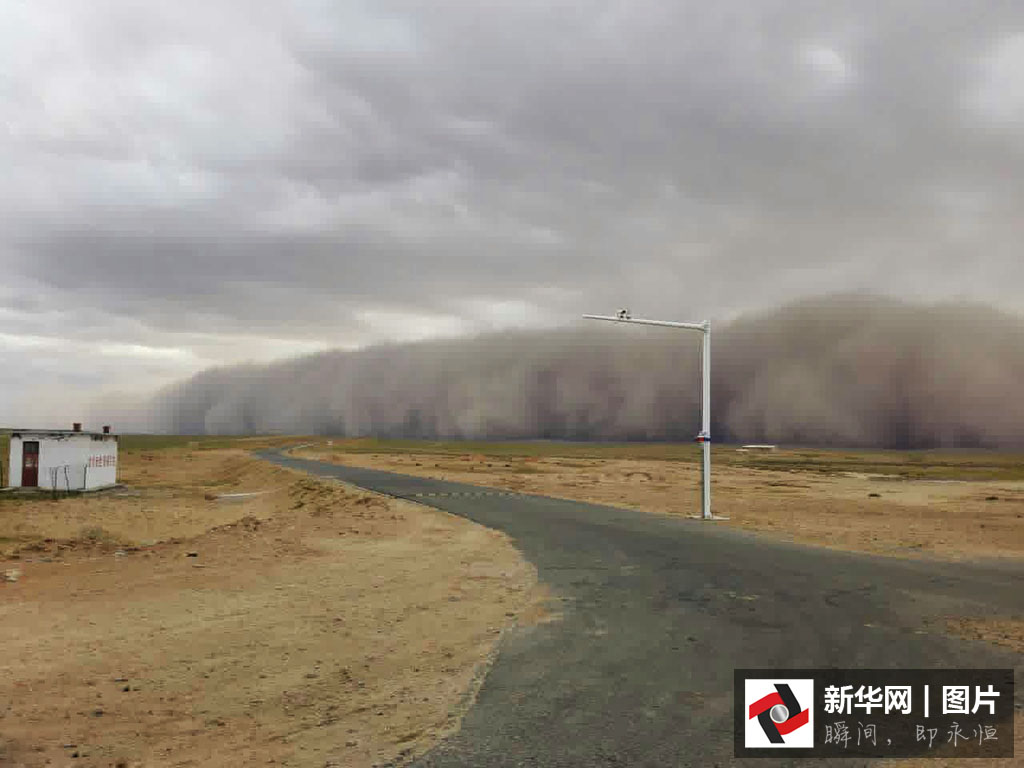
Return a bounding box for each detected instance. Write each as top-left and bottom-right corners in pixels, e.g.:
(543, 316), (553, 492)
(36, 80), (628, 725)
(8, 434), (118, 490)
(84, 436), (118, 489)
(8, 437), (23, 488)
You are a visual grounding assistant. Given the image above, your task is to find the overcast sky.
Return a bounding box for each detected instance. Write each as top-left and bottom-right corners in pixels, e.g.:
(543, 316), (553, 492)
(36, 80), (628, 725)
(2, 1), (1024, 427)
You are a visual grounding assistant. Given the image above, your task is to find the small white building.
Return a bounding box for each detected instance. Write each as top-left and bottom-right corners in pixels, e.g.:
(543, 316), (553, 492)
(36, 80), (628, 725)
(7, 424), (118, 491)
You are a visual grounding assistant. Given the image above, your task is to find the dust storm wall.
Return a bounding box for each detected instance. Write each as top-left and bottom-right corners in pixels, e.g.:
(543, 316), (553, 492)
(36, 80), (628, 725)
(148, 296), (1024, 449)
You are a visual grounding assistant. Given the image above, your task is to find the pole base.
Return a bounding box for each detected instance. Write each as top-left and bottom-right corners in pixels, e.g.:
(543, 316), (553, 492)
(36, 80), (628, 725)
(687, 514), (730, 521)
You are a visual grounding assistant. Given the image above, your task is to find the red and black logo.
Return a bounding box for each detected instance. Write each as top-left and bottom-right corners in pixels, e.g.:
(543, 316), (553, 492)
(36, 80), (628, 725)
(747, 683), (809, 744)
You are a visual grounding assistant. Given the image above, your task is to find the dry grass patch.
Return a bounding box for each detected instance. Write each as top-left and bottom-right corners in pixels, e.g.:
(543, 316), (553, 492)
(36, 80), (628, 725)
(0, 447), (538, 767)
(942, 617), (1024, 655)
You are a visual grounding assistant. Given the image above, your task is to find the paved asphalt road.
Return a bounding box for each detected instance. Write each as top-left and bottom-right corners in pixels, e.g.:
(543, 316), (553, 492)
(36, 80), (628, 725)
(262, 453), (1023, 767)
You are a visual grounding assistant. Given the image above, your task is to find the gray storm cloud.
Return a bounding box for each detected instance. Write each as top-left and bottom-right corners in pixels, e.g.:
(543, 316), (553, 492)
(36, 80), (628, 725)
(4, 2), (1024, 428)
(148, 296), (1024, 449)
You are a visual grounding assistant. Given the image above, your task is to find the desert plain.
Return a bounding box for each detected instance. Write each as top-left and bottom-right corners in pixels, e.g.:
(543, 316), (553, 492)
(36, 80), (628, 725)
(1, 436), (1021, 766)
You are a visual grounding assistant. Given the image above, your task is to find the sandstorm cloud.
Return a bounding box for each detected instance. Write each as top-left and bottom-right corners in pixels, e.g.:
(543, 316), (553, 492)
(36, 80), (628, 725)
(150, 296), (1024, 449)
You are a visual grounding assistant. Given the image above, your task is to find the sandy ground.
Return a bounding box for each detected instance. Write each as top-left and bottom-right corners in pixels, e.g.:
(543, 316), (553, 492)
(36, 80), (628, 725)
(0, 449), (538, 768)
(297, 449), (1024, 560)
(4, 444), (1019, 765)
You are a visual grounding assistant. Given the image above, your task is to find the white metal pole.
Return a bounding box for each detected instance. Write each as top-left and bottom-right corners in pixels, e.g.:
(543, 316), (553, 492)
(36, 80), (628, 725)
(701, 322), (711, 520)
(582, 312), (715, 520)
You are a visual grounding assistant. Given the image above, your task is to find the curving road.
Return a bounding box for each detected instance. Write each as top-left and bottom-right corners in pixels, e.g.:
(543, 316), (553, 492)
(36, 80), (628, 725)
(261, 452), (1023, 767)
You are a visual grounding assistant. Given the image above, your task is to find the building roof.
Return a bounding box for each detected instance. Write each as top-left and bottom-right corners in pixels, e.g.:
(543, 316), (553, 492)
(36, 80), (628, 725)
(10, 429), (117, 439)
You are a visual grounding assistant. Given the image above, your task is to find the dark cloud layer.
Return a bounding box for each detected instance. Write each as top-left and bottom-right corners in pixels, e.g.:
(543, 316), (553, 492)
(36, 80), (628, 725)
(147, 296), (1024, 449)
(3, 2), (1024, 426)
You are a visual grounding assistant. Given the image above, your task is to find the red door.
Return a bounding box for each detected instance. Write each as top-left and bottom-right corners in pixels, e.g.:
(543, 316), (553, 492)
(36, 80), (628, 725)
(21, 441), (39, 487)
